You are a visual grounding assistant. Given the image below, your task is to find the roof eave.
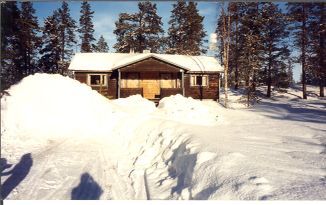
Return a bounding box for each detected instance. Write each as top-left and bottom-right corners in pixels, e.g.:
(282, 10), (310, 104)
(111, 54), (190, 71)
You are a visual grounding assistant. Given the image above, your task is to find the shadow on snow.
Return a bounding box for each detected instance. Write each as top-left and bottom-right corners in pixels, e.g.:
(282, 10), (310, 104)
(71, 172), (103, 200)
(1, 153), (33, 199)
(250, 100), (326, 124)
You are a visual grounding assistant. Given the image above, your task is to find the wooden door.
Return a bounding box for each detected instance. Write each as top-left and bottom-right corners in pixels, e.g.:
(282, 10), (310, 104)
(140, 72), (160, 99)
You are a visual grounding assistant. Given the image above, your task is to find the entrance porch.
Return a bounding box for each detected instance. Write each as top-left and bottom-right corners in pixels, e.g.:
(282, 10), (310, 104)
(118, 71), (185, 100)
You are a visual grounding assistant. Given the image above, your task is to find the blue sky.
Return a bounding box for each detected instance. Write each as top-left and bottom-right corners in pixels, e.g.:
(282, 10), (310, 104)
(34, 1), (218, 52)
(33, 1), (300, 82)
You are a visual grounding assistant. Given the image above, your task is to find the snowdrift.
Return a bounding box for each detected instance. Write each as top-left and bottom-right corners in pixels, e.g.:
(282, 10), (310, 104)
(0, 73), (219, 199)
(1, 74), (124, 161)
(2, 74), (324, 200)
(158, 94), (219, 125)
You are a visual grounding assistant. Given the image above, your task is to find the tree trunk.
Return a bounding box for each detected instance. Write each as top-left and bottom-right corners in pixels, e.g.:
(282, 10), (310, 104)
(222, 7), (228, 108)
(222, 6), (231, 108)
(319, 3), (325, 97)
(234, 11), (239, 90)
(267, 50), (272, 97)
(301, 4), (307, 99)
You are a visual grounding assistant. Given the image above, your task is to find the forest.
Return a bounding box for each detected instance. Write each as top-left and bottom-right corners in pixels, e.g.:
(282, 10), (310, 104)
(1, 1), (325, 99)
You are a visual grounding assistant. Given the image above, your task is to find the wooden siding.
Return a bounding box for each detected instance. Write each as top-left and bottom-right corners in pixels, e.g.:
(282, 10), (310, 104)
(75, 73), (87, 84)
(185, 73), (220, 100)
(119, 57), (182, 73)
(73, 63), (220, 100)
(74, 72), (116, 98)
(120, 88), (143, 98)
(161, 88), (183, 98)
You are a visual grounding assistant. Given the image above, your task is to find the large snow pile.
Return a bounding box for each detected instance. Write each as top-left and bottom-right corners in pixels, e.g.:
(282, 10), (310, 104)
(1, 74), (210, 199)
(157, 94), (219, 125)
(1, 74), (325, 200)
(1, 74), (124, 162)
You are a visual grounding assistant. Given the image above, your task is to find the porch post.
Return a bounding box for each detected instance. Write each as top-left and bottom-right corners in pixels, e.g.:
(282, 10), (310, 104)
(118, 69), (121, 98)
(181, 70), (185, 96)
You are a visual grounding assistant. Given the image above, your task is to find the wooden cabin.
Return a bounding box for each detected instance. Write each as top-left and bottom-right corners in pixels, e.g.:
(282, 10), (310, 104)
(68, 52), (224, 101)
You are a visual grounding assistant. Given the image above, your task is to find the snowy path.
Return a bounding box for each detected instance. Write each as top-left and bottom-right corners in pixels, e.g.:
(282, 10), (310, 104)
(2, 136), (136, 200)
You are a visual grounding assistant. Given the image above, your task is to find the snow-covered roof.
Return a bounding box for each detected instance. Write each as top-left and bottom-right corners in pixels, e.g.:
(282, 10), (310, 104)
(68, 53), (224, 72)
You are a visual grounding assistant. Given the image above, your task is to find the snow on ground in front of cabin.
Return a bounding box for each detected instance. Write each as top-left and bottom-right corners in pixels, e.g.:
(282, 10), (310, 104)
(1, 73), (325, 200)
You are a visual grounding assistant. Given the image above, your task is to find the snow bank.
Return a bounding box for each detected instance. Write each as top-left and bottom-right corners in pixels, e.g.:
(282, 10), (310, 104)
(157, 94), (219, 125)
(1, 73), (123, 161)
(112, 94), (156, 115)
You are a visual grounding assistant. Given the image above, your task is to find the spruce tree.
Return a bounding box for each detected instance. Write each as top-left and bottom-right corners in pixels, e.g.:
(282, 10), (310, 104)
(166, 1), (188, 54)
(260, 3), (289, 97)
(20, 2), (41, 76)
(78, 1), (95, 52)
(39, 11), (61, 73)
(95, 35), (109, 52)
(58, 1), (77, 72)
(1, 2), (23, 90)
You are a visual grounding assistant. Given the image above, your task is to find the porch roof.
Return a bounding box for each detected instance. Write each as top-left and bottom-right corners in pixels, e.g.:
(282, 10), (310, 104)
(68, 53), (224, 73)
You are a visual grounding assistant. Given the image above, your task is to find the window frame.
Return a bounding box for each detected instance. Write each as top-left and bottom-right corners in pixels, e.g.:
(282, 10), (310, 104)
(190, 74), (209, 87)
(87, 74), (107, 87)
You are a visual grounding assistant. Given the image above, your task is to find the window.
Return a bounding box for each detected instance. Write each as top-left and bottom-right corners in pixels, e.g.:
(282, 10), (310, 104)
(88, 74), (107, 86)
(160, 73), (174, 88)
(190, 75), (208, 87)
(121, 73), (139, 88)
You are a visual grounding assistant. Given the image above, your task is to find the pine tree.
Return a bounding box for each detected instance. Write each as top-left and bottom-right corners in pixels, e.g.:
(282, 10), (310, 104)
(136, 1), (164, 53)
(94, 35), (109, 52)
(307, 3), (325, 97)
(20, 2), (41, 76)
(1, 2), (23, 90)
(260, 3), (289, 97)
(113, 13), (137, 53)
(287, 3), (311, 99)
(58, 1), (77, 73)
(237, 3), (262, 106)
(166, 1), (188, 54)
(78, 1), (95, 52)
(229, 3), (241, 90)
(39, 10), (61, 73)
(113, 1), (164, 53)
(184, 2), (207, 55)
(167, 2), (206, 55)
(218, 3), (232, 108)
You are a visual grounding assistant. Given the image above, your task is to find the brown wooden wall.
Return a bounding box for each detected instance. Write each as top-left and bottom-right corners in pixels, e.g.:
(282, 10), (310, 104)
(73, 68), (220, 100)
(161, 88), (183, 98)
(184, 73), (220, 100)
(120, 88), (143, 98)
(119, 57), (182, 73)
(74, 72), (117, 99)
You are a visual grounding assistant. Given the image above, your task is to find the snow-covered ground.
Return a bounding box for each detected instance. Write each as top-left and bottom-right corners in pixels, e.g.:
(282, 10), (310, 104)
(1, 74), (325, 200)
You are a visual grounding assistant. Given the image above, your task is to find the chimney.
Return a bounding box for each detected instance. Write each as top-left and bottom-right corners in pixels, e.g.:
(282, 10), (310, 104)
(143, 49), (151, 54)
(129, 48), (134, 54)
